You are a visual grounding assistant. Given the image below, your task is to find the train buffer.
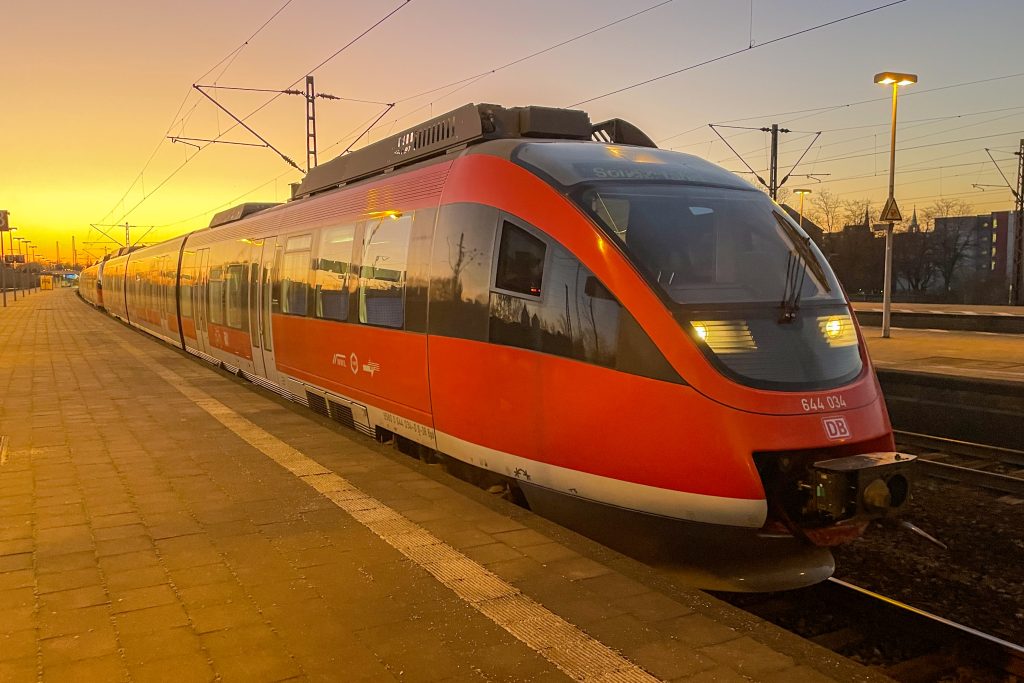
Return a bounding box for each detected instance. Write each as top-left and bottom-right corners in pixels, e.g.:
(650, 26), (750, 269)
(0, 289), (888, 682)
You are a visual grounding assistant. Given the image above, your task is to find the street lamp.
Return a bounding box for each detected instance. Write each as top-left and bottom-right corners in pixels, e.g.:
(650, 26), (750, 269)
(793, 188), (812, 228)
(13, 236), (25, 296)
(7, 227), (17, 302)
(874, 71), (917, 339)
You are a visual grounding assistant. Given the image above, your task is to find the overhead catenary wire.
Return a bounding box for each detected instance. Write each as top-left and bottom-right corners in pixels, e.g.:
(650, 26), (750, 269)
(190, 84), (391, 106)
(96, 0), (299, 231)
(568, 1), (908, 107)
(142, 0), (683, 233)
(705, 108), (1024, 170)
(808, 130), (1024, 166)
(334, 0), (679, 146)
(658, 73), (1024, 147)
(107, 1), (414, 228)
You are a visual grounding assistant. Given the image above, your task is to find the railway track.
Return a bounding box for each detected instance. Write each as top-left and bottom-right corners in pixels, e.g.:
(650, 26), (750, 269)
(895, 431), (1024, 497)
(716, 577), (1024, 682)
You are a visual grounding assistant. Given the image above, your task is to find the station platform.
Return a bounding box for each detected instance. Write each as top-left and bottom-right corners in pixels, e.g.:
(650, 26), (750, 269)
(853, 302), (1024, 317)
(852, 302), (1024, 334)
(0, 289), (883, 682)
(863, 326), (1024, 383)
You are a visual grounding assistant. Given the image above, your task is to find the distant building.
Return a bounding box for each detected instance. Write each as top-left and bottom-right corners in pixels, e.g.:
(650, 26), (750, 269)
(933, 213), (997, 276)
(991, 210), (1018, 283)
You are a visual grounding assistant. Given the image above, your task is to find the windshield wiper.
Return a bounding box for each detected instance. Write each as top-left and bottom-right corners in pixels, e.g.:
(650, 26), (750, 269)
(774, 212), (830, 323)
(779, 250), (807, 323)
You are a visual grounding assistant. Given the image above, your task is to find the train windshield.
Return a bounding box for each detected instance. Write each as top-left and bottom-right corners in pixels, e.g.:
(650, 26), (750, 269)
(574, 183), (842, 307)
(515, 142), (861, 391)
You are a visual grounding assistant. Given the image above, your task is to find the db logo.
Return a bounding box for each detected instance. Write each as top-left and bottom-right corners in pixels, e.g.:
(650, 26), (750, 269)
(822, 415), (851, 441)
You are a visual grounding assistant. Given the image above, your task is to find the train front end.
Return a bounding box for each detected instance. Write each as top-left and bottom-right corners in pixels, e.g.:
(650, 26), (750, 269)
(512, 141), (916, 588)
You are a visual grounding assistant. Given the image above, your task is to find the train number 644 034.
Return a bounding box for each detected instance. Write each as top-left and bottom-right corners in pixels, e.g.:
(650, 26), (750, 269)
(801, 395), (848, 412)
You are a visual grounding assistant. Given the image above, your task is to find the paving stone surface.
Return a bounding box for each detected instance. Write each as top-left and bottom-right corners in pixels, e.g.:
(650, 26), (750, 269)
(0, 289), (890, 682)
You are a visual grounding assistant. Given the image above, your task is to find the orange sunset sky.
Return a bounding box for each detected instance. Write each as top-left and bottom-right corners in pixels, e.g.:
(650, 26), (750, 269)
(3, 0), (1022, 264)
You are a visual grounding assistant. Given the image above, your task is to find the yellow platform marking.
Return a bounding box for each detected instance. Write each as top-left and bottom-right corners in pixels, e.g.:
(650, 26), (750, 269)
(124, 345), (659, 683)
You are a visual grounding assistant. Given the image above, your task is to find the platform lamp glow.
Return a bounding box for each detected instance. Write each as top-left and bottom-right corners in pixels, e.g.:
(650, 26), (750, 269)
(793, 188), (812, 228)
(874, 71), (917, 339)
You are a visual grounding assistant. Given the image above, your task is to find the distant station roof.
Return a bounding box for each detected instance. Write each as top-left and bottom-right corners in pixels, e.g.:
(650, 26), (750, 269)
(294, 103), (657, 199)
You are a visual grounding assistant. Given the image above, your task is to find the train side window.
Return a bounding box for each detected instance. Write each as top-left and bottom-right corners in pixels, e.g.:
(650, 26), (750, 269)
(494, 222), (546, 298)
(225, 264), (246, 330)
(358, 214), (412, 329)
(314, 224), (355, 322)
(427, 203), (498, 341)
(208, 267), (225, 325)
(280, 234), (312, 316)
(180, 268), (194, 318)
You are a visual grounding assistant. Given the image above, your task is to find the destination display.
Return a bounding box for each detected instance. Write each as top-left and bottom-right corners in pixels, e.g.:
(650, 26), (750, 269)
(515, 142), (751, 190)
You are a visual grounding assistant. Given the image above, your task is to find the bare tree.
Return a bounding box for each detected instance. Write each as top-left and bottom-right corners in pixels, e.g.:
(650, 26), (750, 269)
(922, 198), (976, 294)
(893, 230), (935, 293)
(807, 189), (844, 233)
(920, 198), (973, 230)
(841, 198), (875, 228)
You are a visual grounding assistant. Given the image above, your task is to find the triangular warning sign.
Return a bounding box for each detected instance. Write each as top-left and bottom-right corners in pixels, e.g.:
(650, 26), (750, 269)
(880, 196), (902, 223)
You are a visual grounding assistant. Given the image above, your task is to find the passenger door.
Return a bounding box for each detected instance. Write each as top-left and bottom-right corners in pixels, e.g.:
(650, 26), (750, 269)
(194, 248), (211, 356)
(256, 236), (281, 386)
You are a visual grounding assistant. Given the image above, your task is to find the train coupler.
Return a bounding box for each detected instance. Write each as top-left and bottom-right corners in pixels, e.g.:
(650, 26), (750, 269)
(810, 452), (916, 521)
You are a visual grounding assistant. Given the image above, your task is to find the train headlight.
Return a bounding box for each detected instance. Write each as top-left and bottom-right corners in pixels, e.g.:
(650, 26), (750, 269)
(690, 320), (757, 353)
(817, 314), (857, 347)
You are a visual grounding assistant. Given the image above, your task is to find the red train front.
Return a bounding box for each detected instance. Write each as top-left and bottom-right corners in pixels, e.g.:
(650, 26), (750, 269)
(80, 104), (915, 591)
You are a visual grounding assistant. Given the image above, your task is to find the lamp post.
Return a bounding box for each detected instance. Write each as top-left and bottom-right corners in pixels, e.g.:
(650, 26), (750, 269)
(24, 242), (34, 292)
(7, 227), (17, 302)
(793, 188), (812, 228)
(13, 236), (25, 297)
(874, 71), (917, 339)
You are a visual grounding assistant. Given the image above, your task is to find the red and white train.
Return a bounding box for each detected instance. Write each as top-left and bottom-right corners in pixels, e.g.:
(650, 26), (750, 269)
(81, 104), (914, 590)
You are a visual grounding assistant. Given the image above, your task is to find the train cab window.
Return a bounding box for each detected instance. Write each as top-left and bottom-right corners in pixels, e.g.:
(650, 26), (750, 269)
(280, 234), (312, 316)
(358, 214), (412, 329)
(494, 222), (546, 298)
(225, 264), (246, 330)
(208, 267), (225, 325)
(486, 217), (681, 382)
(489, 221), (619, 369)
(314, 224), (355, 322)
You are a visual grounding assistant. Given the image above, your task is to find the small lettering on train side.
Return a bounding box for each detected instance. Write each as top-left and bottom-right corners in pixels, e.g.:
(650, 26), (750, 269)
(381, 411), (434, 440)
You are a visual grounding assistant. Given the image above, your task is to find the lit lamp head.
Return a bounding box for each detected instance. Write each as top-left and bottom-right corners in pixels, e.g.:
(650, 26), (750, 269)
(873, 72), (918, 87)
(793, 188), (812, 197)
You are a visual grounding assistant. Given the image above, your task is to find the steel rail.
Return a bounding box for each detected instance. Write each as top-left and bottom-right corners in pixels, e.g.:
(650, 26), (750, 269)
(896, 430), (1024, 494)
(827, 577), (1024, 677)
(895, 430), (1024, 467)
(914, 459), (1024, 495)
